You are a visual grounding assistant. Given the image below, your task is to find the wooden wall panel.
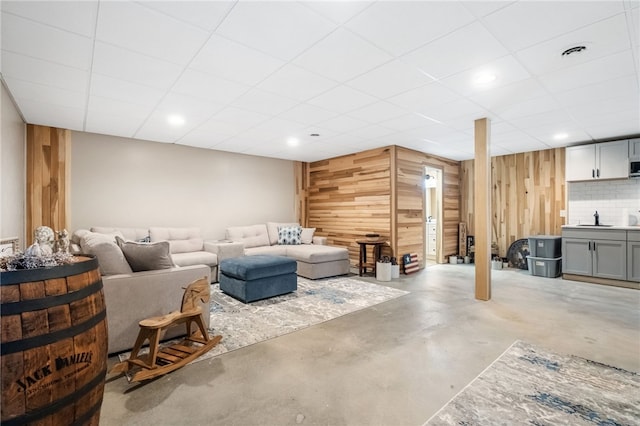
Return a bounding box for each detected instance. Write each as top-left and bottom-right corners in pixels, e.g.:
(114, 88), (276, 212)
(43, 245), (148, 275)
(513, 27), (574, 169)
(306, 147), (392, 266)
(395, 147), (461, 266)
(460, 148), (566, 258)
(26, 125), (70, 244)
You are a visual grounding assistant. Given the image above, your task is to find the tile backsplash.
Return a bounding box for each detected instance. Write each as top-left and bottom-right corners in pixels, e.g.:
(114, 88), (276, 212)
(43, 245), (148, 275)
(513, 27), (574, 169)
(568, 179), (640, 226)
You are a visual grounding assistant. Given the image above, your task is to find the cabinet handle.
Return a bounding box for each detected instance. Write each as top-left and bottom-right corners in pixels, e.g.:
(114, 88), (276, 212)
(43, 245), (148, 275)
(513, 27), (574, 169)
(596, 169), (600, 178)
(592, 241), (596, 251)
(592, 169), (595, 178)
(588, 241), (591, 251)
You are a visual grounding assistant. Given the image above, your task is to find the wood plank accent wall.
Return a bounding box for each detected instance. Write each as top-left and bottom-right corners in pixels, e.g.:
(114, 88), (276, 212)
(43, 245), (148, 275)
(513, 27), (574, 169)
(26, 124), (70, 244)
(305, 147), (393, 266)
(460, 148), (566, 258)
(395, 147), (461, 265)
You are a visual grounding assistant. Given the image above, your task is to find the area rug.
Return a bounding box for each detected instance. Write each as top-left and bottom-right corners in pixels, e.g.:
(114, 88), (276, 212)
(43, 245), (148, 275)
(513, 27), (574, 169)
(426, 340), (639, 425)
(119, 276), (408, 369)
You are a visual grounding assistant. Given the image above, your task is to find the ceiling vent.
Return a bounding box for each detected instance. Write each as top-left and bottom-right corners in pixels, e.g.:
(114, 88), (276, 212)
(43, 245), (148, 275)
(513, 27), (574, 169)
(561, 46), (587, 56)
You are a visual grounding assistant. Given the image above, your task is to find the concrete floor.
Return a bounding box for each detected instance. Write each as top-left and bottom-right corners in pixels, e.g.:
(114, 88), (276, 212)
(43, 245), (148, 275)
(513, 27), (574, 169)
(100, 264), (640, 426)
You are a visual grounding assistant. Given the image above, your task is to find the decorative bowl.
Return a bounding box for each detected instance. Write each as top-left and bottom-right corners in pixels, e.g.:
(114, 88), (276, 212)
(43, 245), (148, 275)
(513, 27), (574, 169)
(365, 233), (380, 242)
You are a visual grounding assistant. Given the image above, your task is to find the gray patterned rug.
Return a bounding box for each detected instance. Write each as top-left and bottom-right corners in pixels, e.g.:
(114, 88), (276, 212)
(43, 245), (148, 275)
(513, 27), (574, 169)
(119, 276), (408, 369)
(426, 340), (639, 425)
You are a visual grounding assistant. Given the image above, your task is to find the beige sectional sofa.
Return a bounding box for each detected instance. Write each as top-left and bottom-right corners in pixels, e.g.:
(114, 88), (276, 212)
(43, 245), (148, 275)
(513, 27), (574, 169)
(225, 222), (350, 279)
(71, 227), (214, 354)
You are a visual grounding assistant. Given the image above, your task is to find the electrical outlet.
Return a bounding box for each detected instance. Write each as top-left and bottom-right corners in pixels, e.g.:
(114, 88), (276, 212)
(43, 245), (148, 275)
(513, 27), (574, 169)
(559, 210), (567, 218)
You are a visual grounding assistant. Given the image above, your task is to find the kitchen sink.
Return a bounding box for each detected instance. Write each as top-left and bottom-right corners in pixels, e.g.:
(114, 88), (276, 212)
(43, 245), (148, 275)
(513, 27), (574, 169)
(576, 224), (613, 227)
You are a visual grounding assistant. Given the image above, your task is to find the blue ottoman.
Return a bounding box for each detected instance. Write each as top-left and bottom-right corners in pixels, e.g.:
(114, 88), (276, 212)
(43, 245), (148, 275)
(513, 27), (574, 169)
(219, 255), (297, 303)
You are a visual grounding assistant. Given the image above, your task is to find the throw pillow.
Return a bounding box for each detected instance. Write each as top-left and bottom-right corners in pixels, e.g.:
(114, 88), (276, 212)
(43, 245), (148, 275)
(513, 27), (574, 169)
(79, 232), (132, 275)
(115, 236), (174, 272)
(300, 227), (316, 244)
(277, 226), (302, 245)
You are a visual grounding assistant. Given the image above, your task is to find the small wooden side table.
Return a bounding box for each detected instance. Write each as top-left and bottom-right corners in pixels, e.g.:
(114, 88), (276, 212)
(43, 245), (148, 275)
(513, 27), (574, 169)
(356, 239), (386, 276)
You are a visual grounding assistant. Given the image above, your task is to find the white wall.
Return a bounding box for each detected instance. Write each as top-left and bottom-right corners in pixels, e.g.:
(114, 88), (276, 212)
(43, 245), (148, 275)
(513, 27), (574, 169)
(0, 82), (26, 246)
(70, 131), (296, 239)
(567, 179), (640, 226)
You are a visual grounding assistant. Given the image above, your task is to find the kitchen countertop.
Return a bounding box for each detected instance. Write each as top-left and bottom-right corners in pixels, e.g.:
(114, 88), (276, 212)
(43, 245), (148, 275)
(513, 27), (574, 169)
(562, 225), (640, 230)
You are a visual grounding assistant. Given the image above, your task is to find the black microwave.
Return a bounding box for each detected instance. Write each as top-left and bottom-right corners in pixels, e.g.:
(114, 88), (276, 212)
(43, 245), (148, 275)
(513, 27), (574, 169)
(631, 158), (640, 177)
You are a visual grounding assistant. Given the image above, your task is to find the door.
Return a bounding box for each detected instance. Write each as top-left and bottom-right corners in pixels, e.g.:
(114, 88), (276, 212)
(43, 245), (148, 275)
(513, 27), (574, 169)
(566, 145), (595, 181)
(562, 238), (592, 275)
(592, 239), (627, 280)
(597, 140), (628, 179)
(424, 166), (442, 264)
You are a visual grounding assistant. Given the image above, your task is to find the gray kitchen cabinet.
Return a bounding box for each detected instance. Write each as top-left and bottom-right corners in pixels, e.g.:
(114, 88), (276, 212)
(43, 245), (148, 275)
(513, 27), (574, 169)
(566, 140), (628, 181)
(629, 138), (640, 157)
(562, 228), (627, 281)
(628, 231), (640, 282)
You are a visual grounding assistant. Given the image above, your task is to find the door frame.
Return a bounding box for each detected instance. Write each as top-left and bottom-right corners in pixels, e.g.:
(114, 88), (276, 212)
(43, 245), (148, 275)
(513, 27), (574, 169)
(424, 165), (444, 264)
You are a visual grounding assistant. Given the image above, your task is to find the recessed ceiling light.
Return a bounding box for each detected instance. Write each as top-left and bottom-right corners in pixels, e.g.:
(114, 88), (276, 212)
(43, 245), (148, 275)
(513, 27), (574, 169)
(473, 71), (497, 87)
(287, 137), (299, 147)
(553, 132), (569, 141)
(167, 114), (185, 126)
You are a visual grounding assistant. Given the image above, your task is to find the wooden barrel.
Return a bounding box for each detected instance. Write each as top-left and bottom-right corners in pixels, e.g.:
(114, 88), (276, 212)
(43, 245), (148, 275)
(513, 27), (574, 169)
(1, 256), (108, 425)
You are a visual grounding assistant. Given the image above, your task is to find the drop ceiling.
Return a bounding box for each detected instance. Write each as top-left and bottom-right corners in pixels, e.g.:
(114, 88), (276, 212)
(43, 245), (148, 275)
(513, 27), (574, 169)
(1, 0), (639, 162)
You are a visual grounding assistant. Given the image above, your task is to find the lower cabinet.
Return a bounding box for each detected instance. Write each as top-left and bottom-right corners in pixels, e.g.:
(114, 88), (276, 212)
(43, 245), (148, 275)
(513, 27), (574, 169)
(628, 240), (640, 283)
(562, 229), (628, 281)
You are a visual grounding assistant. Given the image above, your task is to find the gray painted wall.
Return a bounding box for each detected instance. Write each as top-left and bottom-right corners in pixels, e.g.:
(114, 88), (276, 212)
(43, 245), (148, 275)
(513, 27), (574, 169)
(70, 131), (296, 240)
(1, 83), (26, 247)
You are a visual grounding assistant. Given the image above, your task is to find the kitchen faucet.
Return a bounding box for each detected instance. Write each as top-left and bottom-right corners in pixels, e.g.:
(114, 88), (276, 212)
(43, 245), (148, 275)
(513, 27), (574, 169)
(594, 211), (599, 226)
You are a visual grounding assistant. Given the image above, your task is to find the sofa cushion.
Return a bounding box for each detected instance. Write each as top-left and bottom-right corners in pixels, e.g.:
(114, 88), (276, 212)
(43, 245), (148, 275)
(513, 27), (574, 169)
(115, 237), (174, 272)
(171, 251), (217, 268)
(300, 228), (316, 245)
(284, 245), (349, 263)
(149, 227), (203, 254)
(267, 222), (299, 245)
(80, 232), (132, 276)
(245, 245), (287, 256)
(220, 255), (297, 281)
(278, 226), (302, 245)
(226, 224), (270, 248)
(91, 227), (149, 242)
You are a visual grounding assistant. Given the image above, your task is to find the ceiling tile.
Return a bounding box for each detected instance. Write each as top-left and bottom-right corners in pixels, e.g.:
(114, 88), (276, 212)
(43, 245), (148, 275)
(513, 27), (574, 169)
(153, 92), (225, 124)
(135, 110), (200, 143)
(469, 78), (548, 111)
(346, 124), (396, 140)
(516, 14), (631, 76)
(231, 88), (300, 116)
(96, 1), (210, 65)
(461, 1), (514, 18)
(491, 132), (550, 152)
(258, 64), (338, 101)
(14, 98), (85, 131)
(496, 95), (563, 121)
(85, 101), (149, 138)
(249, 118), (308, 141)
(439, 55), (531, 97)
(172, 68), (249, 104)
(387, 82), (462, 114)
(216, 1), (336, 61)
(89, 74), (166, 107)
(346, 59), (434, 99)
(554, 75), (638, 107)
(482, 1), (624, 51)
(176, 128), (233, 149)
(345, 1), (475, 55)
(379, 113), (440, 131)
(307, 85), (377, 114)
(140, 1), (235, 32)
(302, 1), (373, 24)
(210, 106), (270, 128)
(92, 42), (183, 89)
(316, 115), (369, 133)
(508, 110), (576, 132)
(538, 51), (636, 93)
(277, 103), (338, 125)
(1, 51), (89, 92)
(419, 99), (490, 125)
(2, 0), (98, 37)
(3, 78), (86, 110)
(404, 22), (509, 80)
(2, 12), (93, 69)
(347, 101), (407, 124)
(293, 28), (393, 82)
(190, 34), (285, 86)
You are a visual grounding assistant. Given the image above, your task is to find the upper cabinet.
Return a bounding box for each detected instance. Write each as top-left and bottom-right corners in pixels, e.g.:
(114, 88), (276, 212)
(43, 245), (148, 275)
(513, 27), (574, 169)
(566, 140), (629, 182)
(629, 138), (640, 157)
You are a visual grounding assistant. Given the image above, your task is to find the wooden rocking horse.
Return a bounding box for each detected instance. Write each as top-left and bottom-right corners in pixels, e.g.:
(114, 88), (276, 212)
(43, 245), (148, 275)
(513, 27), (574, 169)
(110, 277), (222, 382)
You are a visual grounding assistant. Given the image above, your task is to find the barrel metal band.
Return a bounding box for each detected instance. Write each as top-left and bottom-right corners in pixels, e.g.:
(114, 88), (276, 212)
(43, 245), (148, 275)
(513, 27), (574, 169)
(0, 279), (103, 316)
(0, 309), (106, 355)
(0, 257), (98, 285)
(1, 368), (107, 426)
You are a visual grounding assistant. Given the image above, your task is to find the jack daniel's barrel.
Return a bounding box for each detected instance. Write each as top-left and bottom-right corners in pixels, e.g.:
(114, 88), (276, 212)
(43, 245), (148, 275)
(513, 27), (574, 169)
(1, 256), (108, 425)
